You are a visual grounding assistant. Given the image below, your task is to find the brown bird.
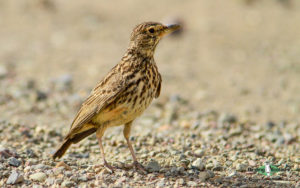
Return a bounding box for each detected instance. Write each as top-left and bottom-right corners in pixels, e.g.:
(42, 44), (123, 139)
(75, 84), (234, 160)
(52, 22), (180, 172)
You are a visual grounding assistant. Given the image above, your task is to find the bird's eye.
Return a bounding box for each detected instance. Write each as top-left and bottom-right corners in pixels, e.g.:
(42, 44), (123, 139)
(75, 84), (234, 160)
(148, 28), (155, 33)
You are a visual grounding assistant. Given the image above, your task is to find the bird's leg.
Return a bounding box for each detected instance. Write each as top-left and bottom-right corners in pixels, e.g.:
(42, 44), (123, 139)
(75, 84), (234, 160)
(124, 121), (146, 172)
(96, 126), (114, 172)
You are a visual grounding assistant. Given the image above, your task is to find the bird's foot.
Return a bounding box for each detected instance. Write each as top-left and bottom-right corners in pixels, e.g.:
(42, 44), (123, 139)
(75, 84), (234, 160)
(103, 161), (115, 173)
(132, 161), (147, 174)
(94, 161), (115, 173)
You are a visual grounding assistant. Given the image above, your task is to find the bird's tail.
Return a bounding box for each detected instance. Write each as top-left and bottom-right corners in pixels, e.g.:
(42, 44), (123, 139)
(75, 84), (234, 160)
(52, 128), (97, 159)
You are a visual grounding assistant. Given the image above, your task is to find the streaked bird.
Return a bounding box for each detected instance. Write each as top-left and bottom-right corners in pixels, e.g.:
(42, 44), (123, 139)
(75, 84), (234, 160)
(52, 22), (180, 172)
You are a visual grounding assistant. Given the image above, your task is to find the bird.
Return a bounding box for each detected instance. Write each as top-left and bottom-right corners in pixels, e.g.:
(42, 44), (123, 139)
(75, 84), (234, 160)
(52, 22), (180, 172)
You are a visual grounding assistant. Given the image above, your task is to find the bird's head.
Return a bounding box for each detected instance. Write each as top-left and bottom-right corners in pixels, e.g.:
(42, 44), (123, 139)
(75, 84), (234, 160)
(128, 22), (180, 56)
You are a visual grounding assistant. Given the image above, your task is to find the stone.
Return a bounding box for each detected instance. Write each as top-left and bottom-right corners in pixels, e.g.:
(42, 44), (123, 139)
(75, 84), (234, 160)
(6, 171), (24, 184)
(45, 178), (55, 185)
(236, 163), (247, 172)
(30, 172), (47, 182)
(55, 178), (63, 184)
(78, 175), (88, 182)
(207, 170), (215, 178)
(205, 163), (214, 169)
(32, 184), (43, 188)
(199, 171), (210, 181)
(146, 160), (160, 172)
(64, 171), (73, 177)
(32, 164), (48, 170)
(228, 170), (238, 177)
(170, 167), (177, 175)
(61, 180), (74, 187)
(225, 161), (233, 166)
(192, 158), (205, 171)
(214, 177), (223, 184)
(8, 157), (21, 167)
(194, 149), (204, 157)
(156, 179), (165, 187)
(187, 181), (197, 186)
(26, 149), (37, 158)
(176, 178), (185, 185)
(180, 159), (190, 169)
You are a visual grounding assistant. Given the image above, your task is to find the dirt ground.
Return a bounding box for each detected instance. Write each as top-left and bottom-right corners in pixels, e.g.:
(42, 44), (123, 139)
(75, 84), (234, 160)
(0, 0), (299, 187)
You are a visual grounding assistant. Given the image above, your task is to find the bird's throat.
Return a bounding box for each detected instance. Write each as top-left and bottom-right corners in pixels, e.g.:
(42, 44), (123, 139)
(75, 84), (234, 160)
(124, 46), (155, 61)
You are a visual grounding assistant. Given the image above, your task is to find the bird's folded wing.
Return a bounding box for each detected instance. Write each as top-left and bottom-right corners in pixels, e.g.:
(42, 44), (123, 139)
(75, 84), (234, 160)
(155, 73), (162, 98)
(68, 70), (126, 135)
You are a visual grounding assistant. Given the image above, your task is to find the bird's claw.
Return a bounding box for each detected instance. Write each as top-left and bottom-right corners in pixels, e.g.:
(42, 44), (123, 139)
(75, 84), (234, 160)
(133, 161), (147, 174)
(103, 161), (115, 173)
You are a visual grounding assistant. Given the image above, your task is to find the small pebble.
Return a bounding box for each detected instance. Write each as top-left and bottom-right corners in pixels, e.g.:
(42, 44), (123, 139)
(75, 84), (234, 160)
(207, 170), (215, 178)
(236, 163), (247, 172)
(6, 170), (24, 185)
(187, 181), (198, 187)
(206, 163), (214, 170)
(45, 178), (55, 185)
(32, 184), (43, 188)
(78, 175), (88, 182)
(199, 171), (210, 181)
(194, 149), (204, 157)
(146, 159), (160, 172)
(176, 178), (185, 185)
(30, 172), (47, 182)
(8, 157), (21, 167)
(228, 170), (238, 177)
(214, 177), (223, 184)
(192, 158), (205, 171)
(55, 178), (63, 184)
(61, 180), (74, 188)
(64, 171), (73, 177)
(32, 164), (48, 170)
(156, 179), (165, 187)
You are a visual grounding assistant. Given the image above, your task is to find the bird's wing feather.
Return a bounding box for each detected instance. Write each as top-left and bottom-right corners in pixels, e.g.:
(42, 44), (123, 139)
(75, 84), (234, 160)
(67, 67), (126, 135)
(155, 73), (162, 98)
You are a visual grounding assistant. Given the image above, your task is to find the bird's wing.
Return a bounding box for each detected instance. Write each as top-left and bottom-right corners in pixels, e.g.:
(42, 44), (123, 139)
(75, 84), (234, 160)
(155, 73), (162, 98)
(68, 67), (126, 135)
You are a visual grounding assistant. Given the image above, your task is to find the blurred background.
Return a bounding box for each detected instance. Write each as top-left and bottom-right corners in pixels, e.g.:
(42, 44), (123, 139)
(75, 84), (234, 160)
(1, 0), (300, 125)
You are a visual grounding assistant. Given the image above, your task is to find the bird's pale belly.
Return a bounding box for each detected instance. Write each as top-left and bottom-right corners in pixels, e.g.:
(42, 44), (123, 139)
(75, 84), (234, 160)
(92, 91), (154, 127)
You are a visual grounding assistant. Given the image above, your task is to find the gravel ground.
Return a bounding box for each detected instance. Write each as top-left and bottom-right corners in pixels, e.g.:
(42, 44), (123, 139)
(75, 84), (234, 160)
(0, 0), (300, 187)
(0, 77), (299, 187)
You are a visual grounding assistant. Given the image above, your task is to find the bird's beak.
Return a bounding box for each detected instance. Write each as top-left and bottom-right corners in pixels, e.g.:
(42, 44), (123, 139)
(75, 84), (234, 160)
(161, 24), (181, 37)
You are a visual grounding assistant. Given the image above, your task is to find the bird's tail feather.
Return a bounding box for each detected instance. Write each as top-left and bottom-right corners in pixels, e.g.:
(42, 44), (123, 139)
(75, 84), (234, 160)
(52, 128), (97, 159)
